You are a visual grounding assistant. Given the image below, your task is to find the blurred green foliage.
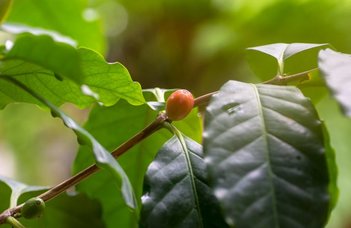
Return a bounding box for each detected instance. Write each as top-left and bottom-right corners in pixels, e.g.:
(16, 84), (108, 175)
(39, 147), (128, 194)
(1, 0), (351, 227)
(101, 0), (351, 95)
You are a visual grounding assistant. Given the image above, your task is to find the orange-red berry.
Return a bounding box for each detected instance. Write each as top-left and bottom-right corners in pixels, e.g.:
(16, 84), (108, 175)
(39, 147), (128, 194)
(166, 89), (194, 121)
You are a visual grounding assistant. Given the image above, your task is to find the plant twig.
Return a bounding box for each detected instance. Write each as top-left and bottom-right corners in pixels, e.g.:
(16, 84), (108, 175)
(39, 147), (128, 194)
(0, 112), (168, 224)
(0, 66), (316, 224)
(0, 63), (320, 225)
(38, 112), (168, 202)
(262, 68), (317, 85)
(194, 92), (217, 107)
(0, 80), (213, 224)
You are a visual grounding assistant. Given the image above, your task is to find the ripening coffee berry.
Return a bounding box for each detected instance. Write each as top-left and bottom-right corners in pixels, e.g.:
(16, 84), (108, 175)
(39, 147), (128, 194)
(21, 197), (45, 219)
(166, 89), (194, 121)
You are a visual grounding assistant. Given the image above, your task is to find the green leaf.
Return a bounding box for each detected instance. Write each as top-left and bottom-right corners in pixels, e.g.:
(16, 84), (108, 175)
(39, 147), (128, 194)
(0, 176), (47, 208)
(0, 61), (93, 108)
(0, 0), (12, 24)
(4, 33), (83, 83)
(318, 48), (351, 117)
(73, 99), (201, 227)
(79, 48), (145, 106)
(248, 43), (327, 61)
(141, 135), (228, 228)
(2, 78), (137, 210)
(0, 180), (11, 212)
(322, 123), (338, 214)
(2, 23), (77, 46)
(74, 102), (167, 228)
(6, 0), (105, 53)
(143, 88), (173, 111)
(203, 80), (331, 227)
(51, 105), (137, 210)
(247, 43), (328, 79)
(31, 193), (105, 228)
(0, 36), (144, 108)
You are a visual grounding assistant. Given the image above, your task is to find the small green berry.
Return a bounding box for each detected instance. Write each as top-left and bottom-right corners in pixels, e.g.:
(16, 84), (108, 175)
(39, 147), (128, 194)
(21, 197), (45, 219)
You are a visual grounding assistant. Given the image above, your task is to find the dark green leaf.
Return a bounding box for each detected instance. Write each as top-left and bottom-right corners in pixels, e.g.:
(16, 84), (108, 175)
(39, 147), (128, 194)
(74, 102), (167, 228)
(141, 135), (228, 228)
(74, 99), (201, 227)
(4, 33), (83, 83)
(203, 80), (331, 227)
(318, 48), (351, 117)
(6, 0), (105, 52)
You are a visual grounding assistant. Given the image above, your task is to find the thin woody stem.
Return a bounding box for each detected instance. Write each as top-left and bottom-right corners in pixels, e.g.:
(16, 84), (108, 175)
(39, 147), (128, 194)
(0, 84), (210, 224)
(262, 68), (317, 85)
(0, 112), (168, 224)
(38, 112), (168, 202)
(0, 66), (315, 223)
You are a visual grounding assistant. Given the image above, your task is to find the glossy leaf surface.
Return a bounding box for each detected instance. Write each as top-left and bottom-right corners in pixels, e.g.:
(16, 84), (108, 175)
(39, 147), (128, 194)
(74, 102), (165, 228)
(248, 43), (327, 61)
(247, 43), (328, 80)
(74, 98), (201, 227)
(48, 101), (137, 210)
(141, 135), (228, 228)
(318, 48), (351, 116)
(0, 34), (144, 108)
(4, 78), (137, 210)
(203, 80), (332, 227)
(78, 48), (144, 106)
(6, 0), (105, 52)
(4, 33), (83, 83)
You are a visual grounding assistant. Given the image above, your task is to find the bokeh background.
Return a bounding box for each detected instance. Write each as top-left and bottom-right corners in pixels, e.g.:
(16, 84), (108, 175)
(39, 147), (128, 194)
(1, 0), (351, 227)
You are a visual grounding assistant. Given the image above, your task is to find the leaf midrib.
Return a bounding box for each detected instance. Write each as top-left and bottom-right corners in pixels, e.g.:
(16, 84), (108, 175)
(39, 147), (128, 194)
(178, 135), (204, 227)
(252, 84), (279, 228)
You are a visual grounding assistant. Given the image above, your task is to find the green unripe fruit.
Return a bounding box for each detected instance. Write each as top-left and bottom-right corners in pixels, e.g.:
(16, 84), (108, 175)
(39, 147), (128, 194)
(166, 89), (194, 121)
(21, 197), (45, 219)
